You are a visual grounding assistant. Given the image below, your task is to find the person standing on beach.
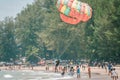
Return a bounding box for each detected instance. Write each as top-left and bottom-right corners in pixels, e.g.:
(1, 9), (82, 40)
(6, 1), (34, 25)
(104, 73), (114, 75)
(88, 66), (91, 78)
(76, 65), (80, 78)
(111, 68), (118, 80)
(108, 63), (112, 75)
(105, 64), (107, 73)
(69, 66), (74, 76)
(55, 60), (60, 72)
(46, 64), (49, 71)
(61, 67), (66, 76)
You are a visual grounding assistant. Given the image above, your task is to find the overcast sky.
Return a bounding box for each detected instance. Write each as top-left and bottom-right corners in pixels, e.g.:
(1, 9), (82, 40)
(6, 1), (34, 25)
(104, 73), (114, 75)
(0, 0), (34, 21)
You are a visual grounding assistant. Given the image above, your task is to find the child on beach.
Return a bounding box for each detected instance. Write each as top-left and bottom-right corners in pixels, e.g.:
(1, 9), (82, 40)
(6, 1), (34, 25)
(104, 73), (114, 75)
(45, 64), (49, 71)
(61, 67), (66, 76)
(69, 67), (74, 76)
(76, 66), (80, 78)
(111, 68), (118, 80)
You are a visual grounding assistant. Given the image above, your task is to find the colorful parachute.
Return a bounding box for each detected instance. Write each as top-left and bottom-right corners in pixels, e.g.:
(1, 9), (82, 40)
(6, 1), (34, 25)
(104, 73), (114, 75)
(56, 0), (92, 25)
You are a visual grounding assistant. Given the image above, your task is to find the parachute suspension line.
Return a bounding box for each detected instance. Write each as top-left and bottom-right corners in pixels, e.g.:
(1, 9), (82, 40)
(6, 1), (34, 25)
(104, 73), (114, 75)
(59, 26), (80, 58)
(55, 0), (92, 58)
(56, 25), (61, 59)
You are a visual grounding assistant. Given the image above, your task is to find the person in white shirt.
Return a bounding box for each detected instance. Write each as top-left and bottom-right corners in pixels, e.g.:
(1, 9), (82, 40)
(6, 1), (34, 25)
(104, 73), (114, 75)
(111, 68), (118, 80)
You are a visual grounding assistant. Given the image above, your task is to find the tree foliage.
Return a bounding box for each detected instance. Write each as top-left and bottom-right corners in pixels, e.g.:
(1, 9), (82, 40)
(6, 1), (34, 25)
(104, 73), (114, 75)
(0, 0), (120, 63)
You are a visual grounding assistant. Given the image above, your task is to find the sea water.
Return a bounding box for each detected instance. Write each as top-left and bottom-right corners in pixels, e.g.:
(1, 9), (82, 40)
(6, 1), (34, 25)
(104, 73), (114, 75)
(0, 70), (73, 80)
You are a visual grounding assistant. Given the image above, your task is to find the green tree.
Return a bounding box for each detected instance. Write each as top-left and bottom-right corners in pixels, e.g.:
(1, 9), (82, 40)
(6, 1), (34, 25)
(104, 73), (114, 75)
(0, 17), (18, 62)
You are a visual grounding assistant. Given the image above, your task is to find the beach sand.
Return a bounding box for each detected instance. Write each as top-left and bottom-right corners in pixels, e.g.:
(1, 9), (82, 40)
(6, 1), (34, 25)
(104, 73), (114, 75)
(0, 65), (120, 80)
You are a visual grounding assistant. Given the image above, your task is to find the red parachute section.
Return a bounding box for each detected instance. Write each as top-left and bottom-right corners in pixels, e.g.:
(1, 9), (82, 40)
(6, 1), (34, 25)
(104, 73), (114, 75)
(56, 0), (92, 25)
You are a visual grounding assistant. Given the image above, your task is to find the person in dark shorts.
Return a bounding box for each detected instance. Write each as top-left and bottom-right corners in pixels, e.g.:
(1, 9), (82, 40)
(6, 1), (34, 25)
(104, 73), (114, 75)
(76, 66), (80, 78)
(61, 67), (66, 76)
(108, 63), (112, 75)
(55, 60), (60, 72)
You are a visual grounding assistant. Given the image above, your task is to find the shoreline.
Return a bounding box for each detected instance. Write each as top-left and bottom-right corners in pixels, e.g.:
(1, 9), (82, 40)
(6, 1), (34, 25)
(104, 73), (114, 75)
(0, 65), (120, 80)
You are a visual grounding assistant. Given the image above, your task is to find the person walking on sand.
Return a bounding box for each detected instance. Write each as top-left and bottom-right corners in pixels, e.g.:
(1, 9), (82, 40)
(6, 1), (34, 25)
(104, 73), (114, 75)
(111, 68), (118, 80)
(88, 66), (91, 78)
(108, 63), (112, 76)
(76, 65), (80, 78)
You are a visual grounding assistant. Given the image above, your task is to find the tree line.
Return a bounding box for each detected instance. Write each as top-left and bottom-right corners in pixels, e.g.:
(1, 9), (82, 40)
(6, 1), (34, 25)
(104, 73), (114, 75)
(0, 0), (120, 63)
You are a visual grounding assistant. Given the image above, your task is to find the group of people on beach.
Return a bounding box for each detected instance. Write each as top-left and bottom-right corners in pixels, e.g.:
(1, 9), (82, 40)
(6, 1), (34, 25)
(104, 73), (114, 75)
(60, 65), (91, 79)
(0, 60), (119, 80)
(54, 61), (91, 79)
(53, 60), (119, 80)
(108, 63), (118, 80)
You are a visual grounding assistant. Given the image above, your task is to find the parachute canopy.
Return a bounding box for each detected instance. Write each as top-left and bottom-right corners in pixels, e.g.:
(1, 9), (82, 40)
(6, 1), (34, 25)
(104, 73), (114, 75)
(56, 0), (92, 25)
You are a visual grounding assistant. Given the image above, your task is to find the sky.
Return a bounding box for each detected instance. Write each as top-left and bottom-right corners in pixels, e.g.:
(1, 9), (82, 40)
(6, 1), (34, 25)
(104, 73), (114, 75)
(0, 0), (34, 21)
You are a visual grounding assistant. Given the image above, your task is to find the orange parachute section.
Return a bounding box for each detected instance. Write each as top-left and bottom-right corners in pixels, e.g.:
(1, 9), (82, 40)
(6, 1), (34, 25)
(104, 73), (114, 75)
(56, 0), (92, 25)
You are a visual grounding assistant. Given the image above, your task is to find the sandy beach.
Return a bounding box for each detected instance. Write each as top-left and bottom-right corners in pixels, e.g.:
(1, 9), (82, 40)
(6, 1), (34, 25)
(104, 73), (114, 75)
(0, 65), (120, 80)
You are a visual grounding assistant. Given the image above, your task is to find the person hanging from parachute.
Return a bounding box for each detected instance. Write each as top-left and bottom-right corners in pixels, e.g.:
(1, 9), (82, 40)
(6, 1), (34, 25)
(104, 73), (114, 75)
(56, 0), (92, 25)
